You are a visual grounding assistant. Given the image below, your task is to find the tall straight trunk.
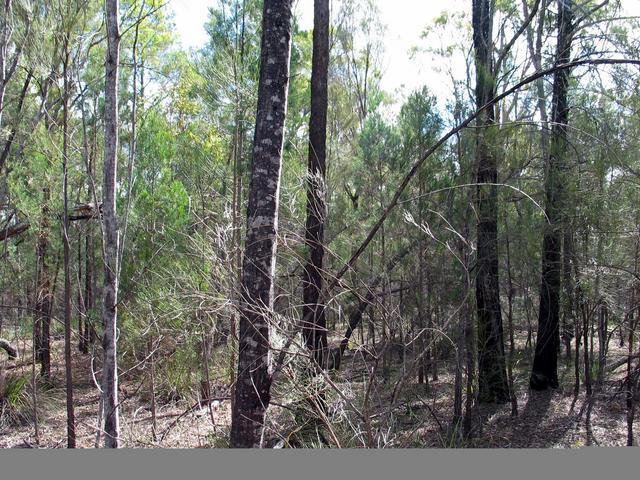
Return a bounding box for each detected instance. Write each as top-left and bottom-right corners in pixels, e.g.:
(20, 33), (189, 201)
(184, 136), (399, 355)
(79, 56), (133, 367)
(302, 0), (330, 368)
(101, 0), (121, 448)
(562, 229), (575, 359)
(229, 0), (247, 415)
(85, 141), (96, 347)
(574, 248), (592, 396)
(417, 252), (427, 388)
(472, 0), (509, 403)
(626, 285), (637, 446)
(230, 0), (294, 448)
(626, 225), (639, 445)
(505, 224), (518, 416)
(77, 227), (85, 353)
(148, 334), (157, 441)
(61, 41), (76, 448)
(35, 195), (51, 380)
(530, 0), (573, 391)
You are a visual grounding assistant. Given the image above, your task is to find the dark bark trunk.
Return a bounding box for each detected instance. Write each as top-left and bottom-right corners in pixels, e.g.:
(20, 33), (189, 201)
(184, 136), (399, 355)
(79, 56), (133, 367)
(230, 0), (294, 448)
(61, 42), (76, 448)
(77, 227), (85, 354)
(505, 225), (518, 416)
(35, 195), (51, 380)
(472, 0), (509, 403)
(530, 0), (573, 391)
(101, 0), (121, 448)
(302, 0), (330, 369)
(626, 294), (637, 446)
(562, 229), (575, 359)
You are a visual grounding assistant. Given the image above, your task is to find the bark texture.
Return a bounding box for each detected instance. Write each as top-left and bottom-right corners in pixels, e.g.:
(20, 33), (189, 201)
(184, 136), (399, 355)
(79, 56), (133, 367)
(302, 0), (330, 368)
(61, 42), (76, 448)
(101, 0), (121, 448)
(35, 196), (51, 380)
(230, 0), (294, 448)
(472, 0), (510, 403)
(530, 0), (574, 391)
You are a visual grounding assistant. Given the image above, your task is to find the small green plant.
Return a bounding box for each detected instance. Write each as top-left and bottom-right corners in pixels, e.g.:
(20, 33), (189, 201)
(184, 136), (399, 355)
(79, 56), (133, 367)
(0, 372), (31, 428)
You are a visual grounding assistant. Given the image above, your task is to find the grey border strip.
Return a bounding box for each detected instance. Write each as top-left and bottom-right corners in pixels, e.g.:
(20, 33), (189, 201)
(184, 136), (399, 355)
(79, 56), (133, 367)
(1, 448), (638, 480)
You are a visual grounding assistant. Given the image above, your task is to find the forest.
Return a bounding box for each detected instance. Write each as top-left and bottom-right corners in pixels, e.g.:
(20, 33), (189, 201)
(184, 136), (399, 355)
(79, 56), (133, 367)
(0, 0), (639, 449)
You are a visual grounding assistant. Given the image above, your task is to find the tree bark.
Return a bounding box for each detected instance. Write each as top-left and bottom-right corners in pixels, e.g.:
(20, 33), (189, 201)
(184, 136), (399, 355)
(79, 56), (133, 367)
(101, 0), (121, 448)
(35, 195), (51, 380)
(0, 337), (17, 359)
(530, 0), (574, 391)
(230, 0), (294, 448)
(472, 0), (509, 403)
(302, 0), (330, 369)
(61, 39), (76, 448)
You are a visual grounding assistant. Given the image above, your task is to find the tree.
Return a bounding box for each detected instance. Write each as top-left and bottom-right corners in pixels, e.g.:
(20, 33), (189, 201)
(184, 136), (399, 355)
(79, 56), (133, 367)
(530, 0), (574, 391)
(230, 0), (294, 448)
(472, 0), (510, 403)
(101, 0), (121, 448)
(61, 12), (75, 448)
(302, 0), (330, 369)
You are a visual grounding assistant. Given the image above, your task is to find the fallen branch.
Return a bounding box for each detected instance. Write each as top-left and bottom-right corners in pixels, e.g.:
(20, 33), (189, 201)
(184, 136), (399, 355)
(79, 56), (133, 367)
(606, 354), (640, 374)
(0, 223), (30, 241)
(159, 396), (230, 443)
(0, 338), (18, 359)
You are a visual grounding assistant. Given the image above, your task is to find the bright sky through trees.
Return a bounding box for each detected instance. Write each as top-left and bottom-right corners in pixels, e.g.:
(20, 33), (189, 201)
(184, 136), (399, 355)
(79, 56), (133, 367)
(169, 0), (640, 116)
(169, 0), (467, 107)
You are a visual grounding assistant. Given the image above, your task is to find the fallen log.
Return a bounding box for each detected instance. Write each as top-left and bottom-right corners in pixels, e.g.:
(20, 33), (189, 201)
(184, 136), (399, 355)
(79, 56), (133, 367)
(0, 338), (18, 359)
(606, 354), (640, 374)
(0, 222), (30, 241)
(69, 202), (102, 221)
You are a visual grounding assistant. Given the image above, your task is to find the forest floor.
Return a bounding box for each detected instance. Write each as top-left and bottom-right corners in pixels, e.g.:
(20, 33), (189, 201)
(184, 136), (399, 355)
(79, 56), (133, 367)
(0, 333), (636, 448)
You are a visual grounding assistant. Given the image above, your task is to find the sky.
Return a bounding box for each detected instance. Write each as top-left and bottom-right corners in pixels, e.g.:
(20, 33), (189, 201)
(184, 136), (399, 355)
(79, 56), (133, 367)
(168, 0), (640, 113)
(168, 0), (467, 106)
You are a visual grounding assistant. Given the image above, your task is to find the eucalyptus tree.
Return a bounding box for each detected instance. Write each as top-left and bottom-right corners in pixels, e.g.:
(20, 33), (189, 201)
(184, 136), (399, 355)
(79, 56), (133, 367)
(302, 0), (330, 368)
(230, 0), (295, 448)
(530, 0), (574, 391)
(472, 0), (510, 403)
(101, 0), (121, 448)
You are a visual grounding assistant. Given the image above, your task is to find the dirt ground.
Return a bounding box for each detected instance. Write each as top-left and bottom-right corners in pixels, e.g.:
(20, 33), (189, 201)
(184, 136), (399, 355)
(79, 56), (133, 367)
(0, 336), (637, 448)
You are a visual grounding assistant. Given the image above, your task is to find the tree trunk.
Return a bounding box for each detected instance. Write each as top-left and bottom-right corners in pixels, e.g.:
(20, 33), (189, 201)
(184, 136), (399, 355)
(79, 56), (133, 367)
(530, 0), (573, 391)
(505, 223), (518, 416)
(230, 0), (294, 448)
(77, 227), (85, 353)
(61, 41), (76, 448)
(35, 195), (51, 381)
(101, 0), (121, 448)
(562, 229), (575, 359)
(472, 0), (509, 403)
(302, 0), (330, 369)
